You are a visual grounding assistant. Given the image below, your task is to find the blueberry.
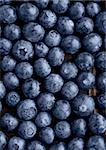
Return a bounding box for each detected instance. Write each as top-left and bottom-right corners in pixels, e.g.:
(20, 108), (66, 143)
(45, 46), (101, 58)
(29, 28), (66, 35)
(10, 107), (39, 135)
(72, 94), (95, 117)
(87, 135), (105, 150)
(68, 2), (85, 20)
(49, 142), (66, 150)
(75, 52), (94, 71)
(97, 93), (106, 109)
(45, 30), (61, 47)
(83, 33), (102, 53)
(86, 2), (101, 17)
(15, 62), (33, 80)
(77, 72), (95, 90)
(3, 72), (19, 89)
(12, 40), (34, 61)
(0, 38), (12, 56)
(35, 0), (49, 9)
(39, 127), (54, 144)
(35, 112), (52, 128)
(0, 0), (12, 5)
(45, 73), (64, 93)
(54, 121), (71, 139)
(0, 131), (7, 150)
(95, 51), (106, 71)
(60, 62), (78, 80)
(0, 5), (17, 24)
(22, 78), (40, 99)
(8, 136), (25, 150)
(0, 101), (2, 113)
(35, 42), (49, 58)
(23, 22), (45, 43)
(51, 0), (69, 14)
(1, 113), (18, 131)
(61, 81), (79, 101)
(61, 35), (81, 54)
(1, 55), (16, 72)
(17, 99), (37, 120)
(18, 3), (39, 23)
(88, 113), (106, 134)
(18, 121), (37, 140)
(68, 138), (84, 150)
(53, 100), (71, 120)
(4, 24), (21, 41)
(47, 47), (64, 67)
(95, 11), (106, 34)
(6, 91), (20, 107)
(0, 81), (6, 100)
(76, 17), (94, 35)
(97, 72), (106, 92)
(39, 10), (57, 29)
(28, 140), (46, 150)
(57, 16), (74, 35)
(37, 92), (55, 111)
(34, 58), (51, 78)
(71, 119), (87, 138)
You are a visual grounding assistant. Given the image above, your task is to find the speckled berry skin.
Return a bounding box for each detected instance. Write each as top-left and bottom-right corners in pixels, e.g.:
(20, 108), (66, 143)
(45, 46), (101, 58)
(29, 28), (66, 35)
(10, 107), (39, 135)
(61, 81), (79, 101)
(45, 73), (64, 93)
(17, 99), (37, 120)
(0, 131), (7, 150)
(97, 93), (106, 109)
(18, 121), (37, 140)
(35, 0), (49, 9)
(0, 81), (6, 100)
(87, 135), (106, 150)
(28, 140), (46, 150)
(49, 142), (66, 150)
(72, 94), (95, 117)
(88, 113), (106, 134)
(97, 72), (106, 92)
(61, 35), (81, 54)
(68, 138), (84, 150)
(34, 58), (51, 78)
(54, 121), (71, 139)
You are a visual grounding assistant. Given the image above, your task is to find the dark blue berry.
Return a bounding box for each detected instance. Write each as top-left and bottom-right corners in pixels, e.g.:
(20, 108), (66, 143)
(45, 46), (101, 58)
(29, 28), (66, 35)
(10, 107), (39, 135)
(0, 81), (6, 100)
(45, 73), (64, 93)
(72, 94), (95, 117)
(49, 142), (66, 150)
(47, 47), (64, 67)
(35, 0), (49, 9)
(0, 131), (7, 150)
(53, 100), (71, 120)
(68, 138), (84, 150)
(0, 0), (12, 5)
(17, 99), (37, 120)
(97, 72), (106, 92)
(28, 140), (46, 150)
(97, 93), (106, 109)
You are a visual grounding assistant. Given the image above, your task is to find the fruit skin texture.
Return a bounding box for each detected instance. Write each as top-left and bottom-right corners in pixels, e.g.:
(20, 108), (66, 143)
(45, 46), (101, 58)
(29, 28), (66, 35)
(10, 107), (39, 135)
(18, 3), (39, 23)
(87, 135), (106, 150)
(57, 16), (74, 35)
(37, 92), (55, 111)
(35, 0), (49, 9)
(47, 47), (64, 67)
(0, 101), (2, 113)
(45, 73), (64, 93)
(8, 136), (25, 150)
(53, 100), (71, 120)
(39, 10), (57, 29)
(97, 93), (106, 109)
(68, 138), (84, 150)
(35, 112), (52, 128)
(6, 91), (20, 107)
(17, 99), (37, 120)
(15, 62), (33, 80)
(28, 140), (46, 150)
(95, 11), (106, 34)
(23, 22), (45, 43)
(0, 131), (7, 150)
(61, 81), (79, 101)
(39, 127), (54, 144)
(88, 113), (106, 134)
(18, 121), (37, 140)
(49, 142), (66, 150)
(54, 121), (71, 139)
(34, 58), (51, 78)
(0, 113), (18, 131)
(83, 33), (102, 53)
(12, 40), (34, 61)
(60, 62), (78, 80)
(71, 119), (87, 138)
(22, 78), (40, 99)
(75, 52), (94, 71)
(72, 94), (95, 117)
(0, 81), (6, 100)
(61, 35), (81, 54)
(97, 72), (106, 92)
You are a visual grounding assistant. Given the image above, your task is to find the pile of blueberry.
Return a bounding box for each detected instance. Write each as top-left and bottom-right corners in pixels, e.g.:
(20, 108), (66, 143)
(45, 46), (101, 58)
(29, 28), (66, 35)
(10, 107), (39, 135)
(0, 0), (106, 149)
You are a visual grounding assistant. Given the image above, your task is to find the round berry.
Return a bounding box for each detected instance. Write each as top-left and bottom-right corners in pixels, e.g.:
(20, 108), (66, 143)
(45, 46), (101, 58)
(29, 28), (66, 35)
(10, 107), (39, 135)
(0, 131), (7, 150)
(0, 81), (6, 100)
(35, 0), (49, 9)
(49, 142), (66, 150)
(97, 72), (106, 92)
(28, 140), (46, 150)
(97, 93), (106, 109)
(68, 138), (84, 150)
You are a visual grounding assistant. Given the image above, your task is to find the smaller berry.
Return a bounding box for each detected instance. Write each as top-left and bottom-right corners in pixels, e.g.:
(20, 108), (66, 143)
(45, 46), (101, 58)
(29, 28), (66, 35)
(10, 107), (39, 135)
(97, 72), (106, 92)
(28, 140), (46, 150)
(0, 131), (7, 150)
(49, 142), (66, 150)
(35, 0), (49, 9)
(97, 93), (106, 109)
(0, 81), (6, 100)
(68, 138), (84, 150)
